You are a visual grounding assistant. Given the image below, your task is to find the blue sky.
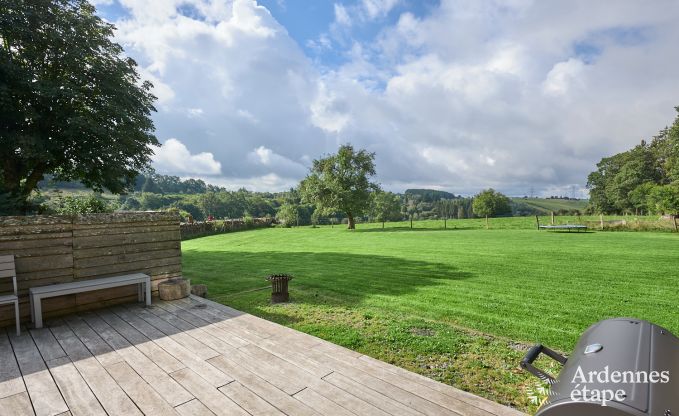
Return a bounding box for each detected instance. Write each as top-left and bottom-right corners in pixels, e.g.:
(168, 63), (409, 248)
(93, 0), (679, 196)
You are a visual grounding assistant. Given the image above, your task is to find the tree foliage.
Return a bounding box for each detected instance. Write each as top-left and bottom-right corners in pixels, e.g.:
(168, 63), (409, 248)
(0, 0), (157, 213)
(299, 144), (378, 229)
(53, 194), (112, 214)
(587, 106), (679, 214)
(370, 191), (402, 227)
(472, 189), (511, 228)
(647, 184), (679, 216)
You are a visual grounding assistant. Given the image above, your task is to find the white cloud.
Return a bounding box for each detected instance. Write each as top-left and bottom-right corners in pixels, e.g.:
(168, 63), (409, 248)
(361, 0), (399, 19)
(542, 58), (585, 96)
(187, 108), (203, 118)
(152, 138), (222, 175)
(334, 3), (351, 26)
(104, 0), (679, 194)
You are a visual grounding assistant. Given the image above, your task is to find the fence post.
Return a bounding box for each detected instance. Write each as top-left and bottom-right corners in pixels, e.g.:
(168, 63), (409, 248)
(674, 215), (678, 232)
(551, 211), (555, 225)
(600, 214), (604, 230)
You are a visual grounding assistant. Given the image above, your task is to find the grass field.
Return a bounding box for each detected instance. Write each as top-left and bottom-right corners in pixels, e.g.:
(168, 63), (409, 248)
(511, 197), (588, 213)
(182, 218), (679, 412)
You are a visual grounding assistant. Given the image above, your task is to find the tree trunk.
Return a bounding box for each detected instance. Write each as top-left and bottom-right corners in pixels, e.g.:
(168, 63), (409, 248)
(410, 215), (413, 229)
(382, 221), (385, 229)
(444, 218), (447, 229)
(485, 215), (489, 229)
(347, 212), (355, 229)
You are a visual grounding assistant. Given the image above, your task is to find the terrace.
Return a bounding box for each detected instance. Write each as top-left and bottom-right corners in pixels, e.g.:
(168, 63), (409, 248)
(0, 212), (525, 416)
(1, 296), (525, 416)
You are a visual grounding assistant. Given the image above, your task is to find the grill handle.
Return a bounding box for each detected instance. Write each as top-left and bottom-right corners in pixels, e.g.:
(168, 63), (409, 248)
(520, 344), (567, 383)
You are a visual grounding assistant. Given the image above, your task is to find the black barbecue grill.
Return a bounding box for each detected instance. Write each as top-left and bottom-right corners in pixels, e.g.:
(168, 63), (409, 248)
(521, 318), (678, 416)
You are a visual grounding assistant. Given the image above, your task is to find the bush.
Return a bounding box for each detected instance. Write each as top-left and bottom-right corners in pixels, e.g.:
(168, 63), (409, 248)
(53, 195), (113, 214)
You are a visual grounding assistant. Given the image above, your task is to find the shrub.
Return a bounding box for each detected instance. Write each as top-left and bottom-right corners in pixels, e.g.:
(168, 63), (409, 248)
(53, 195), (113, 214)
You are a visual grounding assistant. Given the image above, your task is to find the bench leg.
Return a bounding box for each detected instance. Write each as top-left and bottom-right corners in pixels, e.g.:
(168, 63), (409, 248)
(34, 297), (43, 329)
(14, 300), (20, 336)
(145, 280), (152, 306)
(138, 283), (143, 302)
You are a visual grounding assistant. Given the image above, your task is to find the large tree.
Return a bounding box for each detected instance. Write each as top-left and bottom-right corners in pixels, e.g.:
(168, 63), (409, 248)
(299, 144), (378, 229)
(0, 0), (157, 213)
(472, 188), (511, 229)
(587, 106), (679, 214)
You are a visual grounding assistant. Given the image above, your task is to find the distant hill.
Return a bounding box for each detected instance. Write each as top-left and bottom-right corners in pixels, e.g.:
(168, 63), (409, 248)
(511, 197), (588, 215)
(404, 189), (458, 202)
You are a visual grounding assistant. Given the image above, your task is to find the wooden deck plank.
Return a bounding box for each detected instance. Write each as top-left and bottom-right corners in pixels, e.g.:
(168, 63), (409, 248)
(169, 368), (248, 416)
(49, 323), (142, 416)
(105, 361), (180, 416)
(307, 349), (461, 416)
(60, 316), (123, 367)
(292, 388), (356, 416)
(357, 355), (526, 416)
(94, 310), (185, 373)
(0, 392), (35, 416)
(0, 330), (26, 399)
(176, 298), (272, 343)
(8, 332), (68, 416)
(128, 305), (220, 360)
(172, 302), (259, 346)
(313, 348), (495, 416)
(323, 372), (426, 416)
(154, 300), (250, 348)
(208, 355), (319, 416)
(68, 355), (142, 416)
(81, 312), (194, 407)
(29, 329), (66, 363)
(150, 302), (251, 357)
(111, 307), (232, 387)
(45, 356), (106, 416)
(218, 382), (286, 416)
(175, 399), (216, 416)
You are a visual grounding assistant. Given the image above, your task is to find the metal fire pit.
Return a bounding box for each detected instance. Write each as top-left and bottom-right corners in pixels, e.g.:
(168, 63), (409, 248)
(266, 274), (293, 303)
(522, 318), (678, 416)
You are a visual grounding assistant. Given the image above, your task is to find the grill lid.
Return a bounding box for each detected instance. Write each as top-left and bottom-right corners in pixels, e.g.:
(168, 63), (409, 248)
(546, 318), (651, 413)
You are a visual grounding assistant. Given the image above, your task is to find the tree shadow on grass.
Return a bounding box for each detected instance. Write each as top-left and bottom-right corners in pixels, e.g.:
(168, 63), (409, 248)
(182, 250), (475, 309)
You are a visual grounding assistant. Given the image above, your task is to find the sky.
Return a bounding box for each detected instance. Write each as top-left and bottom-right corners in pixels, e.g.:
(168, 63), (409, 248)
(93, 0), (679, 197)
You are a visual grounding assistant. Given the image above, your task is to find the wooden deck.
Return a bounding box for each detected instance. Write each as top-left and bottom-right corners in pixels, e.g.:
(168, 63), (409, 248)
(0, 296), (526, 416)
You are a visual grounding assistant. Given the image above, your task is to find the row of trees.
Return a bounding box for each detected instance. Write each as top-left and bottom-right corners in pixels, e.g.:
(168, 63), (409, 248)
(587, 107), (679, 216)
(289, 144), (512, 229)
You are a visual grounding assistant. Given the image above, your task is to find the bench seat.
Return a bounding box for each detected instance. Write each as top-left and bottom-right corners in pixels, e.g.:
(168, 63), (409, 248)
(29, 272), (151, 328)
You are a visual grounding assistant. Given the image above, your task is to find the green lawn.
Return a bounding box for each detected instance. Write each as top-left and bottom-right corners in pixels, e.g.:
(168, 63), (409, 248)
(511, 197), (589, 213)
(181, 219), (679, 412)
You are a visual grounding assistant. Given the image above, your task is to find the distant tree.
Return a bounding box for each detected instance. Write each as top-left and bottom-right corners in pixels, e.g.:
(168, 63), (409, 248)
(647, 184), (679, 217)
(0, 0), (157, 213)
(299, 144), (378, 229)
(199, 192), (219, 219)
(472, 189), (511, 229)
(587, 106), (679, 214)
(435, 199), (455, 228)
(628, 182), (655, 215)
(370, 191), (402, 228)
(275, 203), (300, 227)
(457, 205), (465, 220)
(142, 176), (162, 194)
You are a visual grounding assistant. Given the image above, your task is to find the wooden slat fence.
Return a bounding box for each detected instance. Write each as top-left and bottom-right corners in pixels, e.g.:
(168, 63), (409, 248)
(0, 212), (181, 327)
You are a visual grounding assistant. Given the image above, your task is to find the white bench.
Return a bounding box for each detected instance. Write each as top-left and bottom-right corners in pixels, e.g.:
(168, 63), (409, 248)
(29, 273), (151, 328)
